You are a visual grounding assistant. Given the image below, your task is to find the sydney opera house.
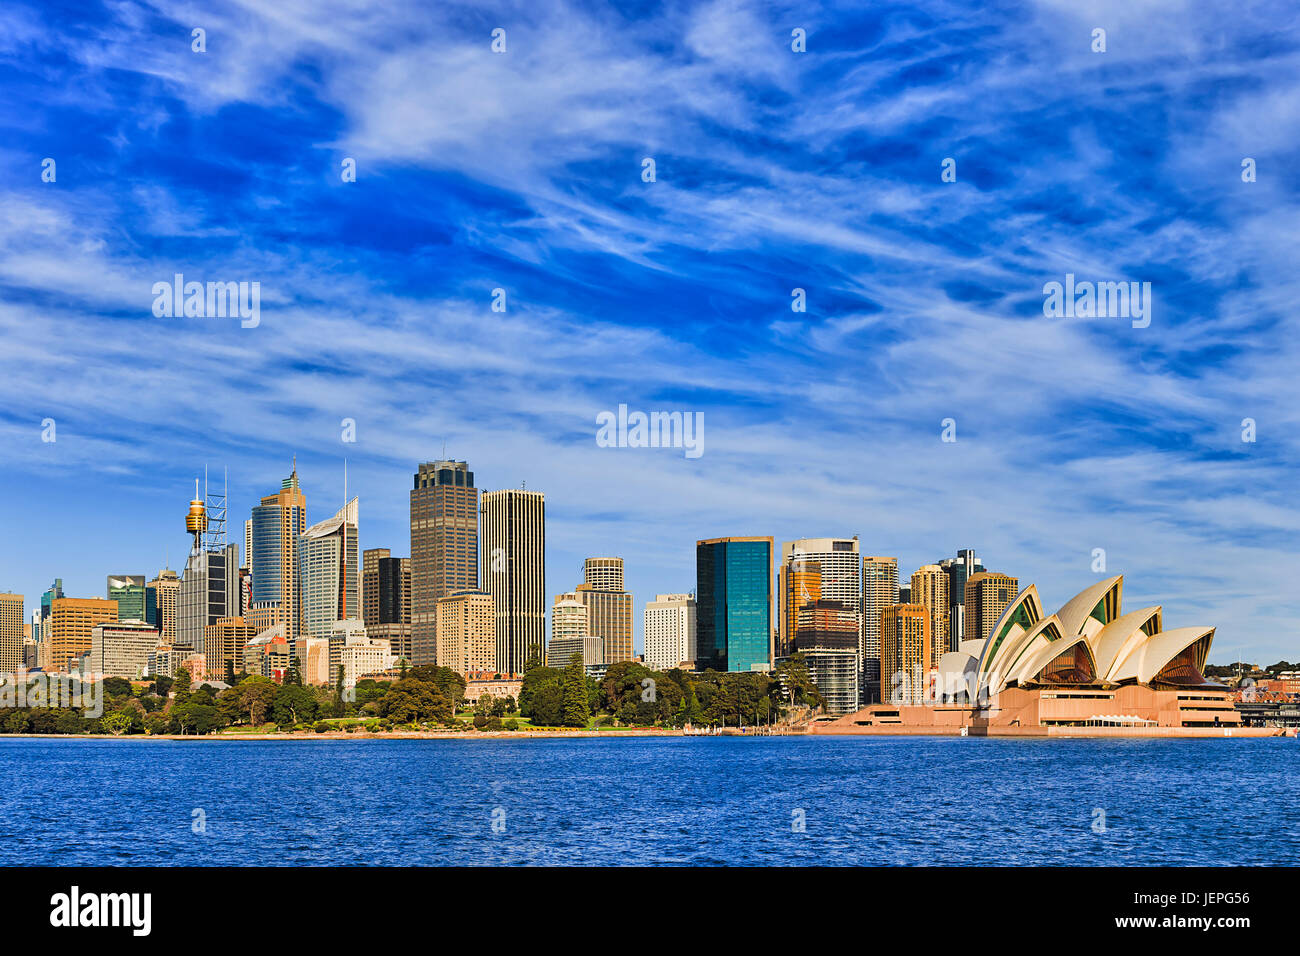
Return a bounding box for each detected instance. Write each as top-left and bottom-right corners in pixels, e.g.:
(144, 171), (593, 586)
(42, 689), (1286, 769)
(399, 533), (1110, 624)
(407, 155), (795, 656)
(817, 575), (1274, 737)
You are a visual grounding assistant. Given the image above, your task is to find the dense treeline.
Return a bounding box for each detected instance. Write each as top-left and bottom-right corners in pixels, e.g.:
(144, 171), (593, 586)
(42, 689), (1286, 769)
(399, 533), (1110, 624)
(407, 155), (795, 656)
(0, 654), (825, 735)
(0, 664), (469, 736)
(520, 653), (822, 728)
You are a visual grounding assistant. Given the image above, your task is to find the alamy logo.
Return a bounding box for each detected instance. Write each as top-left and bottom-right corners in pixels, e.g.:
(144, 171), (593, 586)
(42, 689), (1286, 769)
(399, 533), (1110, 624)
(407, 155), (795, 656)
(1, 673), (103, 717)
(595, 404), (703, 459)
(50, 886), (151, 936)
(152, 273), (261, 328)
(1042, 274), (1151, 328)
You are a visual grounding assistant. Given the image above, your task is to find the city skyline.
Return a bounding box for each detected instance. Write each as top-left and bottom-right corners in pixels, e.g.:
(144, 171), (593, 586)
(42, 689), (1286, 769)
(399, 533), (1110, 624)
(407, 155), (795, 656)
(2, 2), (1297, 665)
(0, 453), (1289, 665)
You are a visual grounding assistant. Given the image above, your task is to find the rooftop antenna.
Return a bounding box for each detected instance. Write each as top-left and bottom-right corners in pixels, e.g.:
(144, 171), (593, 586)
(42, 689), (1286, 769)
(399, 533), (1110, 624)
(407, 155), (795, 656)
(441, 438), (446, 459)
(342, 457), (348, 620)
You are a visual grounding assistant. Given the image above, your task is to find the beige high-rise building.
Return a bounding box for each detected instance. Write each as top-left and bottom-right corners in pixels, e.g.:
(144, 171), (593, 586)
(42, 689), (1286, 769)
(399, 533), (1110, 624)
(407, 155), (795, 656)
(643, 593), (696, 671)
(551, 593), (588, 642)
(480, 488), (545, 675)
(583, 557), (624, 592)
(410, 461), (479, 666)
(964, 572), (1020, 646)
(146, 569), (180, 644)
(880, 603), (930, 705)
(0, 593), (23, 674)
(49, 598), (118, 674)
(574, 557), (632, 665)
(910, 564), (951, 667)
(204, 616), (258, 681)
(861, 556), (898, 704)
(435, 590), (496, 677)
(302, 636), (330, 686)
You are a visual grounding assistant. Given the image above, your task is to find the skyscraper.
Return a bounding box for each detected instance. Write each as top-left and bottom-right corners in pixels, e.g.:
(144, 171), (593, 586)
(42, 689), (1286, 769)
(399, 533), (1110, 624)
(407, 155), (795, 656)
(582, 557), (624, 591)
(644, 593), (696, 671)
(362, 548), (389, 625)
(204, 616), (258, 681)
(789, 599), (860, 716)
(248, 466), (307, 640)
(965, 571), (1019, 646)
(39, 578), (63, 636)
(779, 537), (860, 661)
(910, 564), (950, 666)
(145, 569), (179, 643)
(575, 557), (633, 665)
(880, 603), (930, 705)
(363, 548), (412, 666)
(0, 593), (23, 674)
(695, 536), (773, 673)
(410, 461), (479, 665)
(177, 545), (238, 653)
(860, 556), (898, 704)
(778, 559), (819, 659)
(298, 498), (359, 640)
(106, 575), (146, 622)
(49, 597), (118, 673)
(939, 549), (984, 644)
(480, 488), (545, 675)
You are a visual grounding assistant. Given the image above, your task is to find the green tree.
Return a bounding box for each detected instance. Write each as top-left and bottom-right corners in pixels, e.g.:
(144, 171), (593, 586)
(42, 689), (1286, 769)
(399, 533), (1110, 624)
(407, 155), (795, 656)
(102, 676), (133, 699)
(519, 665), (560, 718)
(272, 683), (319, 726)
(773, 653), (821, 715)
(217, 686), (244, 726)
(379, 679), (451, 724)
(101, 710), (132, 736)
(172, 667), (192, 704)
(241, 677), (278, 726)
(529, 681), (564, 726)
(561, 655), (590, 728)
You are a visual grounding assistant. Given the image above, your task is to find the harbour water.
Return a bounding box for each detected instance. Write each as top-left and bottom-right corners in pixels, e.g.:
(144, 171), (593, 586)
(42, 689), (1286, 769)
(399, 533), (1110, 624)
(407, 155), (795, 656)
(2, 736), (1293, 865)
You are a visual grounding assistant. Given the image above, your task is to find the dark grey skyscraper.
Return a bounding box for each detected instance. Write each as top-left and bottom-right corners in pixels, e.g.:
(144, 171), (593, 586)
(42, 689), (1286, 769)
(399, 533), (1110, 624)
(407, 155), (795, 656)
(939, 549), (984, 645)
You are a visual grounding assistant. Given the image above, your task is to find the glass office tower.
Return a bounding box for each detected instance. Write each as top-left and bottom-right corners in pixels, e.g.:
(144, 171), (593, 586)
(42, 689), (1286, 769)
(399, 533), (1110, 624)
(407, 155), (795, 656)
(695, 536), (774, 673)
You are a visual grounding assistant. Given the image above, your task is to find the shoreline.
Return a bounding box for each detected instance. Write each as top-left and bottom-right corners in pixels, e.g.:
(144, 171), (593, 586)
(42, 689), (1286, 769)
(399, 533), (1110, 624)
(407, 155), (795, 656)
(0, 728), (695, 741)
(0, 726), (1287, 741)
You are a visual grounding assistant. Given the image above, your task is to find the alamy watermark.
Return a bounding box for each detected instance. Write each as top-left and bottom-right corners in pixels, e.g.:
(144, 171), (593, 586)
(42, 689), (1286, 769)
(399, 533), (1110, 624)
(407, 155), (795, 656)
(1, 673), (104, 717)
(596, 404), (703, 459)
(152, 273), (261, 328)
(1042, 274), (1151, 328)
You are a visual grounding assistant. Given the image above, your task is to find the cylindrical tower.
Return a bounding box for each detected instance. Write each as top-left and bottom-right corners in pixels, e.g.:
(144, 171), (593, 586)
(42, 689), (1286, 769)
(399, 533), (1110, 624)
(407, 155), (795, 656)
(186, 479), (207, 552)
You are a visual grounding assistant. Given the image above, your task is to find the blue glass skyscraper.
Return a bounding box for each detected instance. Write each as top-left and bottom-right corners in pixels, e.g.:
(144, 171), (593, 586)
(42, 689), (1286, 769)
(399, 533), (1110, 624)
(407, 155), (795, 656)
(695, 537), (774, 673)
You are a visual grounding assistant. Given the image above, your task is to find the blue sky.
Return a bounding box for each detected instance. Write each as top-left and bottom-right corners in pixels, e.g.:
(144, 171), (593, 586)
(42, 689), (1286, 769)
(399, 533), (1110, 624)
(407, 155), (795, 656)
(1, 0), (1297, 663)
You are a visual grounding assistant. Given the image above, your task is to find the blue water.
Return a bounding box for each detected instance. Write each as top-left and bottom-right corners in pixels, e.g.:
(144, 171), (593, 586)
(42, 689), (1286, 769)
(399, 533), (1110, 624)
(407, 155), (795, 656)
(1, 736), (1294, 865)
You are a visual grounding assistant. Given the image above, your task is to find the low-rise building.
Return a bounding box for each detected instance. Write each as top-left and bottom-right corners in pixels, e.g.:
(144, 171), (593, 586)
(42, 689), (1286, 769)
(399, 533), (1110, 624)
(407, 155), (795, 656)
(463, 673), (523, 706)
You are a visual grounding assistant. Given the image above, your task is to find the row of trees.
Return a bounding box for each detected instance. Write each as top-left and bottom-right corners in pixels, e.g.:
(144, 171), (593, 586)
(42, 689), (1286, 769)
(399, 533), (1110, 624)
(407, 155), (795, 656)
(517, 654), (823, 729)
(0, 655), (827, 735)
(0, 663), (470, 736)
